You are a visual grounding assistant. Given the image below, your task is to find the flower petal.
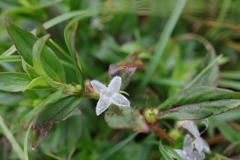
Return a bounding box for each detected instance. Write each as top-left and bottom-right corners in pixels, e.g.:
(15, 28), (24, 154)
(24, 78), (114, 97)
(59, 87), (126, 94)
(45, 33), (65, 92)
(194, 137), (205, 153)
(174, 149), (187, 159)
(111, 93), (130, 107)
(183, 134), (194, 154)
(96, 96), (111, 116)
(183, 123), (200, 138)
(194, 137), (210, 153)
(108, 76), (122, 93)
(90, 80), (107, 94)
(189, 150), (205, 160)
(203, 139), (210, 152)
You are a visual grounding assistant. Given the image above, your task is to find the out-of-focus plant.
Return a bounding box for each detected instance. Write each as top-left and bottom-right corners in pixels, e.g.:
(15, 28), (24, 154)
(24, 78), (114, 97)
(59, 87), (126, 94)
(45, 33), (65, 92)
(1, 0), (240, 160)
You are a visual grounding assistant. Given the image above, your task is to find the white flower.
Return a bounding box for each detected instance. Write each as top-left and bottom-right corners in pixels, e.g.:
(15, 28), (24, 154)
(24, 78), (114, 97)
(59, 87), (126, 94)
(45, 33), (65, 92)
(90, 76), (130, 116)
(183, 123), (210, 153)
(174, 134), (205, 160)
(177, 120), (194, 128)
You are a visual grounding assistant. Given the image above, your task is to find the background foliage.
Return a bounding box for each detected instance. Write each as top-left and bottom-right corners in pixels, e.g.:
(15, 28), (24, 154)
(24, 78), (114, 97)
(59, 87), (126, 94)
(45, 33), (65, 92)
(0, 0), (240, 159)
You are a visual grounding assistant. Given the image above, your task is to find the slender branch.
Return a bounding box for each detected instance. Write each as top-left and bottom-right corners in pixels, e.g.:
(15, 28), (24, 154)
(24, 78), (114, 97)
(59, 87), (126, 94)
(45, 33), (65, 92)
(151, 124), (175, 144)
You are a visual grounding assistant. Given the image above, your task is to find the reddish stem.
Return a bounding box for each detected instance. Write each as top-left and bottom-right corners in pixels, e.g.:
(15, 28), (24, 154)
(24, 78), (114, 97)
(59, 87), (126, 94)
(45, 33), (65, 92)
(151, 124), (175, 144)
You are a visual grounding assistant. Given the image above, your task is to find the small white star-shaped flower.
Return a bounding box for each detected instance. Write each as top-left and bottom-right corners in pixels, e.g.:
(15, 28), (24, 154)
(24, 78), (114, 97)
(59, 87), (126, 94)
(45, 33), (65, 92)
(90, 76), (130, 116)
(174, 134), (205, 160)
(183, 123), (210, 153)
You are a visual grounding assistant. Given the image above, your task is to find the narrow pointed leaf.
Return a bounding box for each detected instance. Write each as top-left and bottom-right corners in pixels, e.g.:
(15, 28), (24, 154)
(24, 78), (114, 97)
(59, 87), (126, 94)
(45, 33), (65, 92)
(0, 72), (31, 92)
(22, 59), (40, 79)
(32, 34), (50, 63)
(33, 35), (66, 83)
(32, 96), (83, 149)
(64, 21), (84, 89)
(158, 141), (174, 160)
(5, 18), (66, 83)
(158, 86), (240, 120)
(21, 87), (64, 126)
(52, 116), (81, 159)
(105, 106), (149, 133)
(23, 77), (51, 91)
(5, 18), (36, 65)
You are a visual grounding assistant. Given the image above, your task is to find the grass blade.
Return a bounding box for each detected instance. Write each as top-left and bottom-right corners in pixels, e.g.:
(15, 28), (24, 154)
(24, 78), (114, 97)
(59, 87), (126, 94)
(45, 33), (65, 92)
(0, 116), (24, 160)
(24, 121), (33, 160)
(142, 0), (187, 85)
(184, 54), (223, 89)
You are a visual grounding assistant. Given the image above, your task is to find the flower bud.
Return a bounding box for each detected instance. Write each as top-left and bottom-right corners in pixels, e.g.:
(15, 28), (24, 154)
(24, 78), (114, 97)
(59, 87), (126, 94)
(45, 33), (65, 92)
(143, 108), (158, 124)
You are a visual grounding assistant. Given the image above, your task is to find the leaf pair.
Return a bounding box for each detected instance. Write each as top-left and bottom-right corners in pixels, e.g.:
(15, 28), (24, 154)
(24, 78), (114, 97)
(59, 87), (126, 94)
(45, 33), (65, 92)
(4, 18), (65, 91)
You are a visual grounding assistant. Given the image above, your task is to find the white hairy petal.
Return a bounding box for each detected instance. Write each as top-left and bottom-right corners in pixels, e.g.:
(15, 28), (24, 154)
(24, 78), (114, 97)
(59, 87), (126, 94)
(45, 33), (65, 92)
(183, 124), (200, 138)
(174, 149), (187, 158)
(194, 137), (210, 153)
(194, 138), (204, 153)
(91, 76), (130, 116)
(108, 76), (121, 93)
(111, 93), (130, 107)
(203, 139), (210, 152)
(90, 80), (107, 94)
(96, 96), (111, 116)
(183, 134), (194, 154)
(189, 150), (205, 160)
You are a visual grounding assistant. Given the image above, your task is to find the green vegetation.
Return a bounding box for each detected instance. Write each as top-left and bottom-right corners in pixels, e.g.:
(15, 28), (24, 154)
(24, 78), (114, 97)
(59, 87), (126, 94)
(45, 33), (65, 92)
(0, 0), (240, 159)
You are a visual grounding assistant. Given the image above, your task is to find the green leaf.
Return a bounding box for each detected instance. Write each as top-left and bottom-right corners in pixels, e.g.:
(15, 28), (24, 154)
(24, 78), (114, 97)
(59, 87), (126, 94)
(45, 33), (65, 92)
(95, 36), (125, 63)
(5, 18), (37, 65)
(2, 10), (95, 56)
(33, 35), (66, 83)
(5, 18), (66, 83)
(23, 76), (51, 91)
(120, 41), (151, 59)
(22, 59), (40, 79)
(64, 21), (85, 89)
(32, 96), (83, 149)
(163, 145), (183, 160)
(35, 23), (48, 38)
(32, 34), (50, 64)
(21, 87), (64, 126)
(158, 141), (174, 160)
(185, 51), (219, 87)
(52, 116), (81, 159)
(105, 106), (149, 132)
(158, 86), (240, 120)
(0, 72), (31, 92)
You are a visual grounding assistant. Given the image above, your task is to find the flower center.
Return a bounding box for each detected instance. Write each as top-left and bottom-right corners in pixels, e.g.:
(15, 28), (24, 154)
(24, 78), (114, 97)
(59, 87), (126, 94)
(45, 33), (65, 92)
(101, 89), (113, 97)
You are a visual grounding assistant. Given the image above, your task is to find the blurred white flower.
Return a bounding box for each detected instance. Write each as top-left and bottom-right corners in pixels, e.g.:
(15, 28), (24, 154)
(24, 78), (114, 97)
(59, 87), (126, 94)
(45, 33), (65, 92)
(183, 122), (210, 153)
(174, 134), (205, 160)
(170, 120), (210, 160)
(90, 17), (104, 30)
(90, 76), (130, 116)
(177, 120), (194, 128)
